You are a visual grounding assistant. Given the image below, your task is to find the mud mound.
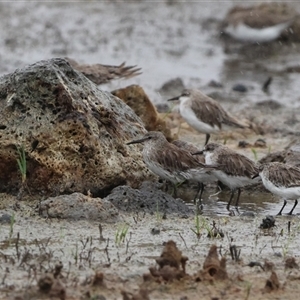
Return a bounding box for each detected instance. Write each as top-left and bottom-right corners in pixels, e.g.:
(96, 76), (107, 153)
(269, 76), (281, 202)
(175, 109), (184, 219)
(105, 181), (192, 216)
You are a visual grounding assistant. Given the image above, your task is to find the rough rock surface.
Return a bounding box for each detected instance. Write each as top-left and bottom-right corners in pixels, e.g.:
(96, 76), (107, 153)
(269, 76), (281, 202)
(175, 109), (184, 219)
(40, 192), (118, 221)
(105, 181), (193, 216)
(0, 58), (154, 197)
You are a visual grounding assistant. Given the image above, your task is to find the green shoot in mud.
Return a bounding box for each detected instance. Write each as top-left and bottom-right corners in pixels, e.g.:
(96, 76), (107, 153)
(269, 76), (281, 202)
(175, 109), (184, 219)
(16, 145), (27, 184)
(268, 145), (272, 154)
(191, 215), (223, 240)
(115, 224), (129, 247)
(190, 212), (202, 239)
(251, 148), (258, 161)
(281, 231), (295, 258)
(191, 206), (206, 239)
(73, 243), (78, 265)
(245, 281), (252, 300)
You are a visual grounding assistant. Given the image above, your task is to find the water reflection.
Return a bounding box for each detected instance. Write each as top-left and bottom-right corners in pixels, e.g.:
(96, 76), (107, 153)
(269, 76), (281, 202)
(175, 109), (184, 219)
(178, 184), (299, 217)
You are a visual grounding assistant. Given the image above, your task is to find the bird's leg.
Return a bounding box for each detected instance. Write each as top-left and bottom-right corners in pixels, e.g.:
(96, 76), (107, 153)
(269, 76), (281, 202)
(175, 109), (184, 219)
(194, 183), (201, 204)
(234, 188), (242, 207)
(194, 182), (204, 212)
(198, 182), (205, 201)
(194, 182), (204, 203)
(277, 199), (287, 215)
(227, 189), (236, 211)
(288, 199), (298, 215)
(204, 133), (210, 146)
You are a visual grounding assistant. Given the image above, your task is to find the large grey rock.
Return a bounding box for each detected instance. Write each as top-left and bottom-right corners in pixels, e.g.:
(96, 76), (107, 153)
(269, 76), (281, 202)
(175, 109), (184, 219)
(0, 58), (153, 197)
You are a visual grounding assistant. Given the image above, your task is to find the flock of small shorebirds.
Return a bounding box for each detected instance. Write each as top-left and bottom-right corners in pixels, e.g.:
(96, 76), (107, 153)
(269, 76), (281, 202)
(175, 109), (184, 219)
(124, 3), (300, 216)
(127, 89), (300, 216)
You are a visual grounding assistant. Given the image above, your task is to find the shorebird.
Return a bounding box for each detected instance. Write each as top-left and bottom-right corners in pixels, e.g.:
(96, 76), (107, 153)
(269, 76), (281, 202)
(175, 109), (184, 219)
(126, 131), (214, 198)
(193, 143), (259, 210)
(254, 162), (300, 215)
(168, 89), (245, 145)
(172, 139), (217, 204)
(222, 4), (295, 43)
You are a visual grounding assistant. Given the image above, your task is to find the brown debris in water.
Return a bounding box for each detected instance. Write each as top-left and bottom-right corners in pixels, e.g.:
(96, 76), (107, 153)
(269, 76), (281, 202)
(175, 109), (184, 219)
(92, 271), (105, 286)
(263, 271), (281, 293)
(38, 273), (66, 300)
(195, 244), (228, 282)
(264, 260), (275, 272)
(285, 257), (299, 269)
(143, 240), (188, 282)
(121, 288), (150, 300)
(149, 265), (186, 282)
(53, 261), (63, 279)
(156, 240), (188, 273)
(38, 274), (53, 292)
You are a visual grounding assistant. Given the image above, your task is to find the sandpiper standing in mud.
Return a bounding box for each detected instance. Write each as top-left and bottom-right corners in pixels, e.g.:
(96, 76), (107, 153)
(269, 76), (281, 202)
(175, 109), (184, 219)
(254, 162), (300, 215)
(126, 131), (214, 198)
(172, 139), (217, 206)
(193, 143), (259, 211)
(168, 89), (245, 145)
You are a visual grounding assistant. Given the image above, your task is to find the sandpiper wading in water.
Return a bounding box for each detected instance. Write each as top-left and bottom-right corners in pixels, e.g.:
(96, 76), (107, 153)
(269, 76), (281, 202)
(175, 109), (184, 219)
(194, 142), (259, 211)
(253, 162), (300, 215)
(127, 131), (214, 199)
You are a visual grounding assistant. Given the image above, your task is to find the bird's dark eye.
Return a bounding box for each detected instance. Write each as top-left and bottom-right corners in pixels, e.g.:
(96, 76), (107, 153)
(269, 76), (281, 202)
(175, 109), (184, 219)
(182, 91), (190, 96)
(148, 136), (152, 139)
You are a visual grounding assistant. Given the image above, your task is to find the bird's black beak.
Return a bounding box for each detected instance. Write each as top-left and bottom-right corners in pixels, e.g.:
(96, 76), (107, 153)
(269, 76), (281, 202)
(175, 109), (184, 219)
(192, 150), (204, 155)
(167, 95), (180, 101)
(126, 137), (148, 145)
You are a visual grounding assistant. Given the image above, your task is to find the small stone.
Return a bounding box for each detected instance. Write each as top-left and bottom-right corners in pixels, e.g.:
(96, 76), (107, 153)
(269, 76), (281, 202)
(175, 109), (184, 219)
(238, 141), (251, 148)
(232, 83), (247, 93)
(208, 80), (223, 88)
(254, 138), (267, 148)
(0, 213), (13, 224)
(151, 228), (160, 235)
(260, 216), (275, 229)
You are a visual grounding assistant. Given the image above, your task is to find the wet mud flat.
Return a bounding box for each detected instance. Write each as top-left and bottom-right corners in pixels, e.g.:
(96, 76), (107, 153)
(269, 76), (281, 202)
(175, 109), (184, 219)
(1, 199), (300, 299)
(2, 1), (300, 299)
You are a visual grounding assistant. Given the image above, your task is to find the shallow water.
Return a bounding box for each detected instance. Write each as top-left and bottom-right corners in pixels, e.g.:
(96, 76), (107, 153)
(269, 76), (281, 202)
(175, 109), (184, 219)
(1, 1), (300, 109)
(180, 186), (299, 217)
